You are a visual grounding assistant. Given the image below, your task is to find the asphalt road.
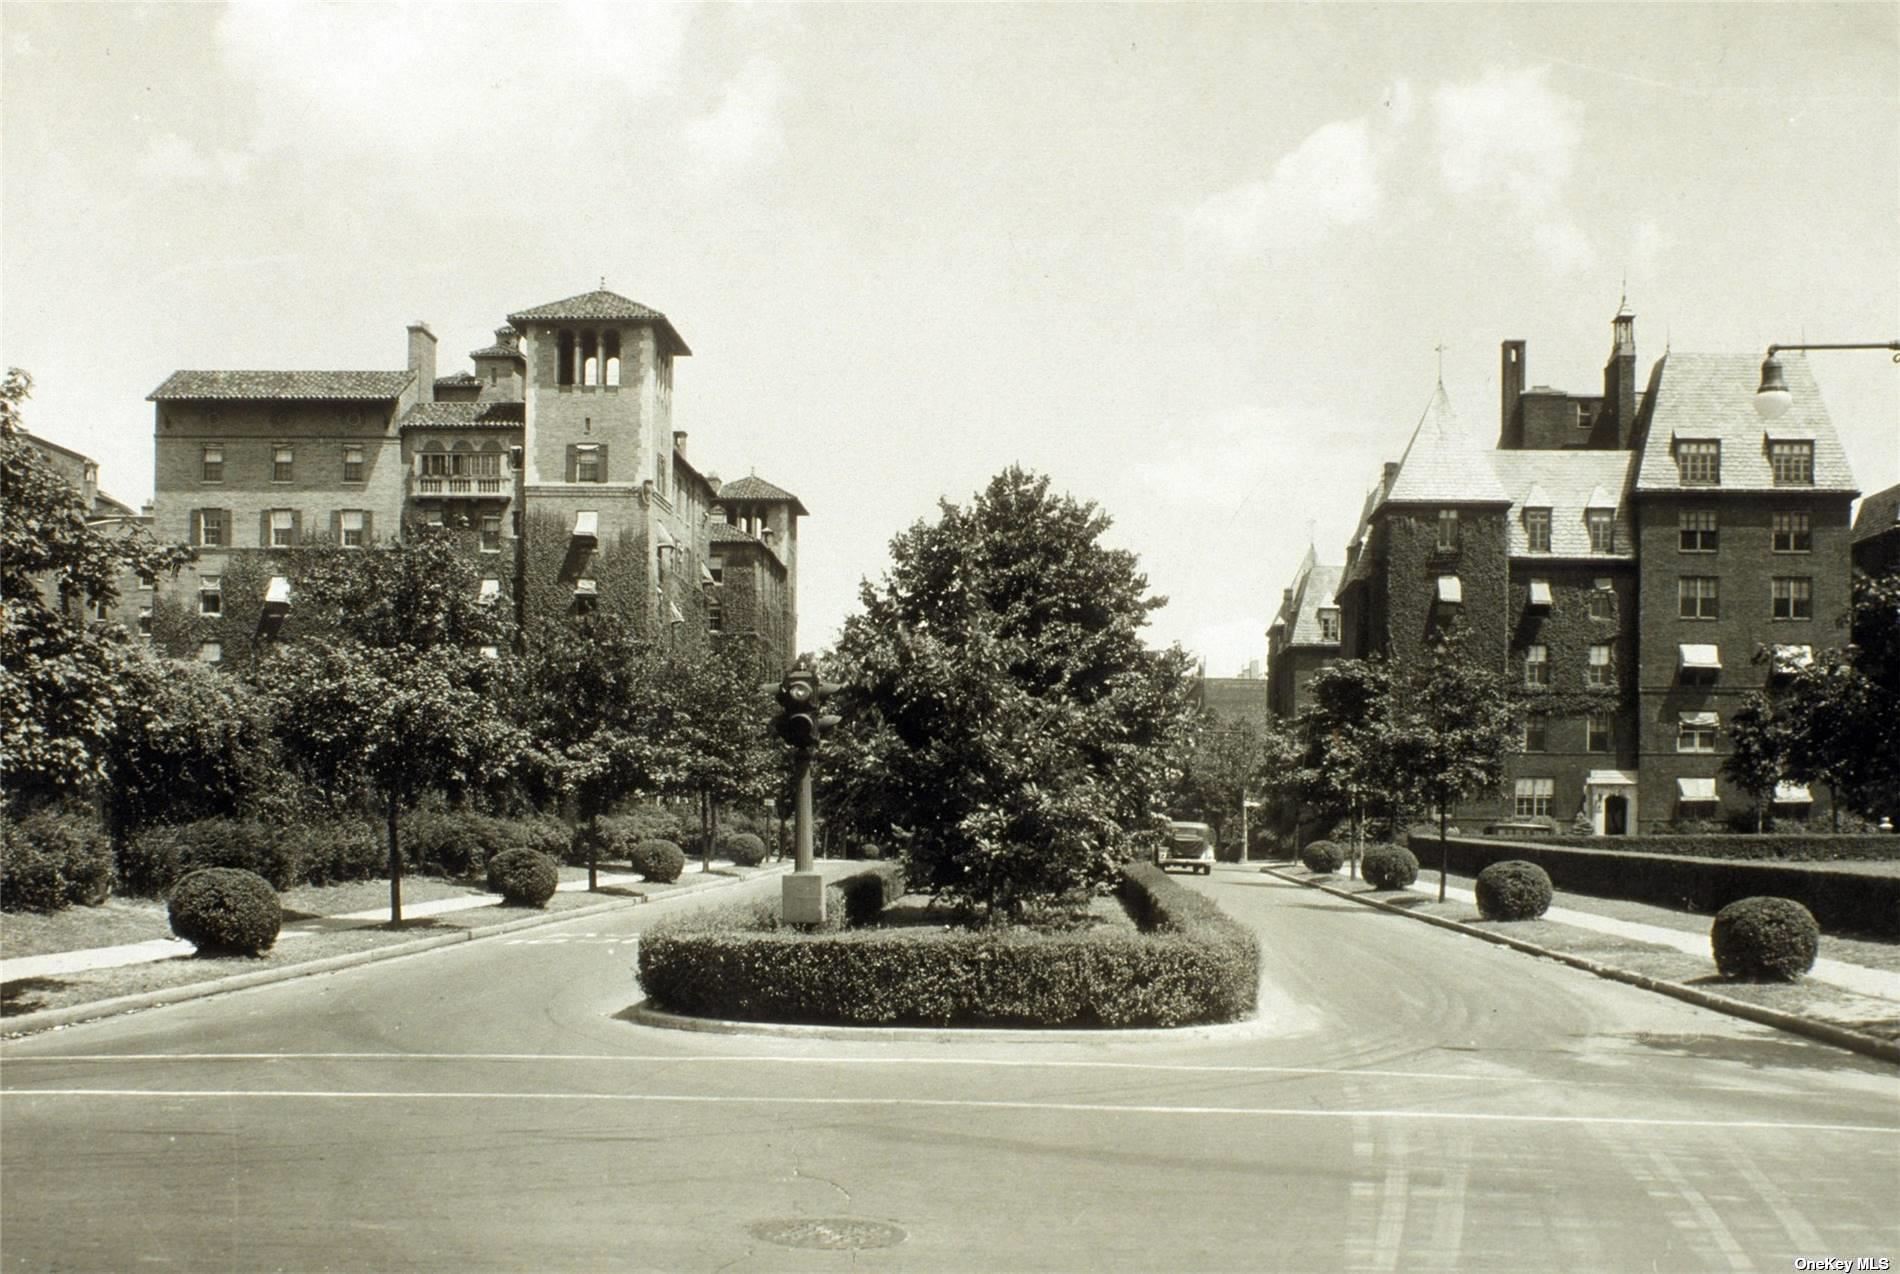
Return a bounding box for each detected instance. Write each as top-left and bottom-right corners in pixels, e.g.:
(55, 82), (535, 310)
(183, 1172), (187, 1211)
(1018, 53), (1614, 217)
(3, 866), (1896, 1274)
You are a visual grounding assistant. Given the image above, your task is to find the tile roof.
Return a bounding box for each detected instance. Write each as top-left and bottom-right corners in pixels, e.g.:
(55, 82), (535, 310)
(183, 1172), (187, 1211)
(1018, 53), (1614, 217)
(709, 521), (766, 545)
(148, 370), (413, 401)
(1634, 352), (1858, 494)
(1854, 481), (1900, 543)
(1382, 385), (1512, 505)
(1490, 450), (1638, 558)
(470, 343), (526, 362)
(398, 401), (526, 430)
(435, 372), (480, 386)
(714, 474), (808, 515)
(506, 289), (691, 356)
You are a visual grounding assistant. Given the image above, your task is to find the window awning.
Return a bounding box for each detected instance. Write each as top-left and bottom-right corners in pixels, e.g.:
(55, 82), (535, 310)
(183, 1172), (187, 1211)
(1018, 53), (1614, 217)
(1679, 710), (1719, 727)
(1773, 781), (1813, 804)
(1678, 643), (1721, 670)
(477, 578), (500, 604)
(1528, 579), (1552, 608)
(1436, 576), (1463, 604)
(1771, 644), (1814, 673)
(1677, 777), (1718, 801)
(573, 510), (599, 540)
(668, 601), (685, 624)
(655, 523), (677, 550)
(700, 562), (716, 586)
(573, 578), (598, 597)
(263, 577), (292, 608)
(1585, 769), (1639, 788)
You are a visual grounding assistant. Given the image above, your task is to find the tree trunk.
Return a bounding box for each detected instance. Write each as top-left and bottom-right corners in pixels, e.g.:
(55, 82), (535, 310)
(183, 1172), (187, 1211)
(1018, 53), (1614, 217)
(1437, 798), (1449, 903)
(386, 790), (403, 926)
(700, 789), (712, 872)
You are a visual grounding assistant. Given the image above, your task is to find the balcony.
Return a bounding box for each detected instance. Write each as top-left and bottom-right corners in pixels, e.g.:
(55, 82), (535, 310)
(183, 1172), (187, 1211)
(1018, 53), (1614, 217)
(413, 474), (510, 499)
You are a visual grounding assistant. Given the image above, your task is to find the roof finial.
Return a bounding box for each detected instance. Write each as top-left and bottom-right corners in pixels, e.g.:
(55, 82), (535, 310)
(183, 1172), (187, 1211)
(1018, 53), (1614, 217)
(599, 275), (606, 290)
(1434, 340), (1449, 388)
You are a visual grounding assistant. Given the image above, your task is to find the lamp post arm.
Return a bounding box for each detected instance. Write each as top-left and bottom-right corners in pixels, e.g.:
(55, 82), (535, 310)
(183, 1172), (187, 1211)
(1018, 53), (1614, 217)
(1765, 341), (1900, 358)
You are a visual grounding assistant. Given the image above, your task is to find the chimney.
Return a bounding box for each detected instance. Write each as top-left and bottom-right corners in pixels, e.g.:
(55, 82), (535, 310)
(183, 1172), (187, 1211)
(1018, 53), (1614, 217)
(1382, 461), (1400, 494)
(1605, 302), (1637, 444)
(706, 471), (722, 495)
(1500, 340), (1526, 444)
(496, 326), (519, 351)
(408, 322), (437, 405)
(673, 431), (688, 455)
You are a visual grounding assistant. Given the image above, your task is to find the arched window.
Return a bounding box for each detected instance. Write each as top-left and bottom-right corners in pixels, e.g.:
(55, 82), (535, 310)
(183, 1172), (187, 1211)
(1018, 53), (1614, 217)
(557, 330), (576, 386)
(581, 331), (599, 387)
(603, 331), (621, 386)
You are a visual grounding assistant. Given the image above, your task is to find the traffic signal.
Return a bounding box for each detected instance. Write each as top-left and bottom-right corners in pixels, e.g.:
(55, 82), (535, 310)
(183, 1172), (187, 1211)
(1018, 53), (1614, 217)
(775, 666), (843, 749)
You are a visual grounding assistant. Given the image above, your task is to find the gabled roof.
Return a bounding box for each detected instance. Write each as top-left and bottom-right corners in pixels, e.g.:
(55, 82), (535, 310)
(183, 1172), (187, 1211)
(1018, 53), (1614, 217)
(1272, 548), (1344, 647)
(470, 343), (526, 362)
(435, 372), (480, 386)
(1855, 481), (1900, 542)
(505, 289), (690, 356)
(1490, 450), (1638, 558)
(148, 370), (414, 401)
(1382, 385), (1511, 505)
(398, 401), (525, 430)
(708, 521), (763, 545)
(1634, 352), (1858, 494)
(714, 474), (808, 516)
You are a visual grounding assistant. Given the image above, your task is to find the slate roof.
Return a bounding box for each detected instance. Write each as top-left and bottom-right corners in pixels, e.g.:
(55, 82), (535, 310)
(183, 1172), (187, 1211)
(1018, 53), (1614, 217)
(1271, 547), (1344, 647)
(715, 474), (809, 516)
(506, 289), (691, 356)
(148, 370), (413, 401)
(1490, 450), (1639, 558)
(1855, 481), (1900, 543)
(1382, 385), (1512, 505)
(1634, 352), (1858, 494)
(398, 401), (526, 430)
(1339, 473), (1390, 591)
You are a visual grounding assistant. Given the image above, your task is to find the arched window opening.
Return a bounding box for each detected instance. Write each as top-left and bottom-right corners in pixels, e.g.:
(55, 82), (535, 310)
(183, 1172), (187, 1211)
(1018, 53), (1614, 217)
(603, 331), (621, 386)
(557, 330), (576, 386)
(580, 331), (599, 386)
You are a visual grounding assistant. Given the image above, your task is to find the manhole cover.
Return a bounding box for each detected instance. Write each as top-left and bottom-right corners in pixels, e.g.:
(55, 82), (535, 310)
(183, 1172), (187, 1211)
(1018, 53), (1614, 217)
(747, 1217), (908, 1251)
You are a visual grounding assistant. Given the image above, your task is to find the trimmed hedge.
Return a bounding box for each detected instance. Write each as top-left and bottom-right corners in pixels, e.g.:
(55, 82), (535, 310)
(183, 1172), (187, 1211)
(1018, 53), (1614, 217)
(723, 832), (768, 867)
(168, 867), (281, 955)
(1474, 861), (1553, 921)
(1361, 844), (1419, 891)
(486, 848), (559, 907)
(1547, 834), (1898, 863)
(1406, 832), (1900, 937)
(631, 839), (686, 884)
(122, 820), (297, 893)
(1, 812), (114, 912)
(1712, 897), (1820, 982)
(637, 862), (1258, 1028)
(1300, 840), (1345, 875)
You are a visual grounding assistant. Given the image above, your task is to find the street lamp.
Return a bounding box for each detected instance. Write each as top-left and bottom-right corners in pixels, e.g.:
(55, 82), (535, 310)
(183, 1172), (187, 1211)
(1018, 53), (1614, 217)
(1240, 797), (1262, 863)
(1754, 341), (1900, 419)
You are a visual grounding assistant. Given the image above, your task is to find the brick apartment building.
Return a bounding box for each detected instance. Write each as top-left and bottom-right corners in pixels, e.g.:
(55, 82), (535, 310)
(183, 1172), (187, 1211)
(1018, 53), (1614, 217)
(1272, 303), (1861, 833)
(1265, 545), (1342, 721)
(145, 288), (801, 673)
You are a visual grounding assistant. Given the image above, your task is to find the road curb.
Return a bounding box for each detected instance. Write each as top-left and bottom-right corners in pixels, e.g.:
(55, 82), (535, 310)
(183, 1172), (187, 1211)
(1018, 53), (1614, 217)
(1, 865), (790, 1040)
(1260, 866), (1900, 1066)
(618, 999), (1273, 1044)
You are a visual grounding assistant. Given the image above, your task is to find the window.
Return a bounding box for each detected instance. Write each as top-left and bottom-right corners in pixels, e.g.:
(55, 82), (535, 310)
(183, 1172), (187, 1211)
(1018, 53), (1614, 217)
(270, 509), (294, 548)
(1771, 577), (1813, 620)
(1586, 711), (1612, 753)
(342, 446), (365, 483)
(201, 446), (223, 482)
(1524, 508), (1551, 553)
(708, 600), (723, 632)
(1678, 509), (1718, 553)
(1586, 509), (1615, 554)
(1589, 578), (1615, 620)
(420, 452), (451, 478)
(138, 570), (155, 591)
(1772, 511), (1812, 553)
(199, 510), (225, 547)
(1524, 644), (1549, 688)
(197, 641), (222, 665)
(199, 575), (222, 616)
(1436, 508), (1459, 552)
(340, 510), (366, 548)
(576, 446), (600, 484)
(709, 563), (724, 585)
(1586, 643), (1613, 687)
(1678, 713), (1718, 753)
(424, 508), (445, 527)
(1514, 778), (1553, 819)
(1676, 440), (1720, 485)
(480, 515), (501, 553)
(272, 446), (294, 483)
(1317, 607), (1340, 643)
(1521, 718), (1547, 752)
(1769, 440), (1814, 486)
(1679, 576), (1719, 619)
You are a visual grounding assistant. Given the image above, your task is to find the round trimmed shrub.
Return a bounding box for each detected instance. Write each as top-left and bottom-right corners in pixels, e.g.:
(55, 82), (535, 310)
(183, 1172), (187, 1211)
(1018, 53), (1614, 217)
(1300, 840), (1345, 875)
(1711, 896), (1820, 982)
(1475, 861), (1553, 921)
(487, 848), (559, 907)
(632, 839), (686, 884)
(168, 867), (281, 955)
(1361, 844), (1420, 891)
(723, 832), (768, 867)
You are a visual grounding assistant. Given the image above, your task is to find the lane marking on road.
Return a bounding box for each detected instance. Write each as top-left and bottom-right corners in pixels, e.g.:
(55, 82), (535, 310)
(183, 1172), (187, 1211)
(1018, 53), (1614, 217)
(3, 1088), (1896, 1137)
(0, 1052), (1811, 1096)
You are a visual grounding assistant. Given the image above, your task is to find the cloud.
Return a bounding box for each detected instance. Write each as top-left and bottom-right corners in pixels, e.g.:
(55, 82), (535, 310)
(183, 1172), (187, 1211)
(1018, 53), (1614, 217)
(1630, 219), (1669, 282)
(1183, 117), (1382, 259)
(685, 56), (785, 178)
(137, 132), (251, 185)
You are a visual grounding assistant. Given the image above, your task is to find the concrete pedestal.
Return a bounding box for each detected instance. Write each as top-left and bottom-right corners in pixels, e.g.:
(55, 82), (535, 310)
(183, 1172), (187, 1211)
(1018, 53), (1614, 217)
(782, 871), (828, 925)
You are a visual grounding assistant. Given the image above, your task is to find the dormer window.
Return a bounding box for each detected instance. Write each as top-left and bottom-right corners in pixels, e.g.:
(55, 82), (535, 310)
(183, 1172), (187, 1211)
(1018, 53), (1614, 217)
(1675, 439), (1720, 486)
(1586, 509), (1615, 554)
(1524, 508), (1551, 553)
(1317, 607), (1340, 643)
(1769, 440), (1814, 486)
(1436, 509), (1459, 552)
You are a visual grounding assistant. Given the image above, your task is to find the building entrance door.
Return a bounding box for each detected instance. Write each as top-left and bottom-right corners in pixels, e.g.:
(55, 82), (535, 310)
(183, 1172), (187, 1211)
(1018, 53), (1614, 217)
(1605, 795), (1628, 836)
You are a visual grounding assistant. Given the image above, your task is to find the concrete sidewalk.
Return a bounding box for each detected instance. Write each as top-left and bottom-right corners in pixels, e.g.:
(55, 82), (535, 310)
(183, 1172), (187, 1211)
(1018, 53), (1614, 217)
(1, 870), (653, 984)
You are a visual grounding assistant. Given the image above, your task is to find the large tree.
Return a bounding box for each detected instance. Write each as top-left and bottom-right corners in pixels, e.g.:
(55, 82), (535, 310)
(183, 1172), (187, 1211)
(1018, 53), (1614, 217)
(833, 467), (1197, 921)
(662, 642), (777, 871)
(1, 369), (192, 806)
(1722, 692), (1787, 833)
(1290, 657), (1405, 863)
(1171, 713), (1279, 858)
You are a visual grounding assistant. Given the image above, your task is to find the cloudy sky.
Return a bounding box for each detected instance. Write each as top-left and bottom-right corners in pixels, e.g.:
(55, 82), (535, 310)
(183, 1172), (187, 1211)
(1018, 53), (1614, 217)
(4, 3), (1895, 673)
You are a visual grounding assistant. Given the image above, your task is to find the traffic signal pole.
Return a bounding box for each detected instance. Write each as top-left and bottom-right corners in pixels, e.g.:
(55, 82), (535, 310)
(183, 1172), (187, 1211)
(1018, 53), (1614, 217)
(777, 662), (836, 925)
(793, 745), (815, 873)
